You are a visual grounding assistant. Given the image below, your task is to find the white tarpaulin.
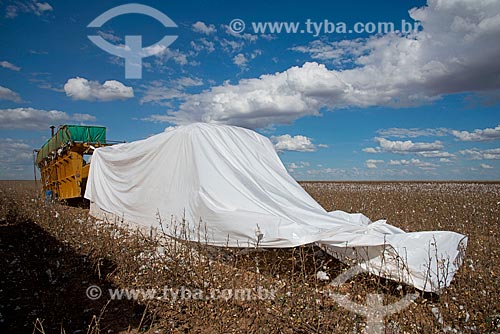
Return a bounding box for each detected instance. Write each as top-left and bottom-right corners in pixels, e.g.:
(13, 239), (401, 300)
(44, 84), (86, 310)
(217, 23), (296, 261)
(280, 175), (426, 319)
(85, 123), (467, 292)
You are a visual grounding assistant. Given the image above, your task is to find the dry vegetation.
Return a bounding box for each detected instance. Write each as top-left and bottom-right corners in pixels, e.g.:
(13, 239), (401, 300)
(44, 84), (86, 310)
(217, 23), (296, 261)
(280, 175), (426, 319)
(0, 180), (499, 334)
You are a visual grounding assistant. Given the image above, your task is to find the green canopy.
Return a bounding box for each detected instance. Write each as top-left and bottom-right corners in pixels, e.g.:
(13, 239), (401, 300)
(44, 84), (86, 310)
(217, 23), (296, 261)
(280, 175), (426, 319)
(36, 125), (106, 165)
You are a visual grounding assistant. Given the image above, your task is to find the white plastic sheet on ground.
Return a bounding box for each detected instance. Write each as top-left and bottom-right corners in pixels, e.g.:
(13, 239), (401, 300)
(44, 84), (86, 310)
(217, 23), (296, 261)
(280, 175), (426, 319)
(85, 123), (467, 293)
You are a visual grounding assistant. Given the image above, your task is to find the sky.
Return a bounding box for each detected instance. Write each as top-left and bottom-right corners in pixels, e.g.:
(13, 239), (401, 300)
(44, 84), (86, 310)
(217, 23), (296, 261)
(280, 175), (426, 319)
(0, 0), (499, 180)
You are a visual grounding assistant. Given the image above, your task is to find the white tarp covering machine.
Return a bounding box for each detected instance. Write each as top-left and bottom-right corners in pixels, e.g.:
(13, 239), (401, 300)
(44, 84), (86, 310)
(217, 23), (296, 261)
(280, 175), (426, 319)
(85, 123), (467, 293)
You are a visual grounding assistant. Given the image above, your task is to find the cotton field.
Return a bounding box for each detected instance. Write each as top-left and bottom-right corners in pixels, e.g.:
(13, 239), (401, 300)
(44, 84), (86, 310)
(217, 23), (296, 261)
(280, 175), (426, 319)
(1, 180), (499, 333)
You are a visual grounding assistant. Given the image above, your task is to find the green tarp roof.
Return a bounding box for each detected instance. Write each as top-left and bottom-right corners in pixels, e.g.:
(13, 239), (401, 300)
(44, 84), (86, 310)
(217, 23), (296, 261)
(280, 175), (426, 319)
(36, 125), (106, 165)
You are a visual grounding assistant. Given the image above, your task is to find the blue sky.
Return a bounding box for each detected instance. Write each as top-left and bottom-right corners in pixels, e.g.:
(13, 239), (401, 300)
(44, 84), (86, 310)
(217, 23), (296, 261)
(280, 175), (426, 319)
(1, 0), (499, 180)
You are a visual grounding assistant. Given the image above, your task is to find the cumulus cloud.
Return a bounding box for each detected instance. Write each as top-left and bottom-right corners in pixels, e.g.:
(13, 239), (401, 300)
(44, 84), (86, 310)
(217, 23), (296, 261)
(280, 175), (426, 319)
(0, 138), (34, 179)
(271, 134), (316, 152)
(64, 77), (133, 101)
(232, 51), (262, 69)
(0, 85), (22, 102)
(0, 138), (32, 163)
(232, 53), (248, 68)
(459, 148), (500, 160)
(97, 30), (121, 43)
(174, 77), (203, 88)
(154, 63), (329, 128)
(190, 38), (215, 53)
(219, 38), (245, 53)
(140, 77), (203, 106)
(0, 61), (21, 71)
(5, 0), (53, 18)
(140, 87), (185, 106)
(0, 107), (95, 130)
(287, 161), (310, 172)
(416, 151), (455, 158)
(155, 48), (190, 66)
(289, 39), (373, 68)
(364, 137), (444, 154)
(365, 159), (384, 169)
(192, 21), (216, 35)
(153, 0), (500, 129)
(377, 127), (451, 138)
(388, 160), (408, 166)
(452, 124), (500, 142)
(480, 163), (493, 169)
(388, 158), (439, 169)
(362, 147), (379, 153)
(292, 0), (500, 97)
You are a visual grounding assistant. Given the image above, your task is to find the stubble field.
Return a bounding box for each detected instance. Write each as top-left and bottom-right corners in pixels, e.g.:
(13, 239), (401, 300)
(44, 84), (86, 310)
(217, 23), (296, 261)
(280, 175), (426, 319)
(0, 180), (499, 333)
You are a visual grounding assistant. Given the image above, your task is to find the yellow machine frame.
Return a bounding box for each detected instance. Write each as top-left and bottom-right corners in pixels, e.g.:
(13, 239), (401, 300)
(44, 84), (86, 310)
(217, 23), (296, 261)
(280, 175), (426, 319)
(36, 125), (114, 201)
(38, 143), (104, 200)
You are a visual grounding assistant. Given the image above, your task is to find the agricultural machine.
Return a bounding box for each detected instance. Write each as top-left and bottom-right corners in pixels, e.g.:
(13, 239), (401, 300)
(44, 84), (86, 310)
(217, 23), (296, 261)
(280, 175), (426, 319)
(35, 125), (117, 201)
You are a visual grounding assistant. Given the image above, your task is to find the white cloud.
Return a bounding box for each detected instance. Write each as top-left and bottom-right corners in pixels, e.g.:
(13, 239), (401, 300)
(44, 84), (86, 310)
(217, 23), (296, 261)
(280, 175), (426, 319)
(459, 148), (500, 160)
(232, 53), (248, 68)
(0, 85), (22, 102)
(388, 160), (406, 166)
(97, 30), (121, 43)
(271, 134), (316, 152)
(192, 21), (216, 35)
(480, 163), (493, 169)
(0, 138), (31, 163)
(388, 158), (439, 169)
(156, 0), (500, 128)
(140, 86), (185, 106)
(290, 39), (368, 66)
(155, 48), (190, 66)
(287, 161), (310, 171)
(250, 50), (262, 59)
(366, 137), (444, 154)
(416, 151), (455, 158)
(232, 51), (262, 69)
(29, 72), (64, 92)
(292, 0), (500, 99)
(0, 107), (95, 130)
(191, 38), (215, 53)
(0, 61), (21, 71)
(35, 2), (52, 13)
(6, 1), (53, 18)
(411, 159), (439, 169)
(219, 38), (245, 53)
(154, 63), (329, 128)
(452, 124), (500, 142)
(173, 77), (203, 88)
(362, 147), (379, 153)
(140, 77), (203, 106)
(64, 77), (133, 101)
(377, 127), (450, 138)
(365, 159), (384, 169)
(73, 113), (97, 122)
(305, 167), (366, 179)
